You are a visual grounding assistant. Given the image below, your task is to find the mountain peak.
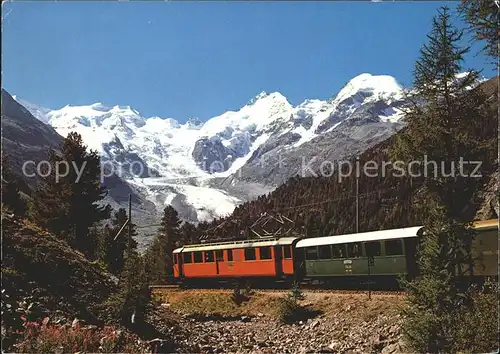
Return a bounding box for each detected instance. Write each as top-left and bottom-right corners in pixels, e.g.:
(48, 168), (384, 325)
(11, 95), (52, 123)
(256, 91), (268, 99)
(349, 73), (401, 89)
(334, 73), (402, 103)
(267, 91), (287, 101)
(90, 102), (110, 111)
(186, 117), (204, 129)
(110, 104), (141, 117)
(247, 91), (289, 107)
(247, 91), (269, 105)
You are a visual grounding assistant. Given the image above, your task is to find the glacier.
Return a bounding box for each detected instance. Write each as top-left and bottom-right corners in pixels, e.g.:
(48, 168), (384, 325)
(14, 72), (407, 224)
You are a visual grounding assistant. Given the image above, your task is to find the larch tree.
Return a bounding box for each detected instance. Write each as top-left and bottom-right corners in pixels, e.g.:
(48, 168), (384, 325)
(106, 251), (151, 327)
(96, 224), (115, 268)
(179, 221), (200, 244)
(144, 205), (181, 284)
(459, 0), (499, 60)
(30, 132), (111, 256)
(389, 6), (491, 352)
(98, 208), (139, 275)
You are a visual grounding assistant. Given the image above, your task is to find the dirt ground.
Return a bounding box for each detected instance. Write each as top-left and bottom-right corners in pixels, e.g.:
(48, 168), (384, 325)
(152, 289), (407, 353)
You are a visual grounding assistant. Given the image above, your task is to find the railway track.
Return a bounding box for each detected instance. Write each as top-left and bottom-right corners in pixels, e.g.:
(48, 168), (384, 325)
(149, 284), (404, 296)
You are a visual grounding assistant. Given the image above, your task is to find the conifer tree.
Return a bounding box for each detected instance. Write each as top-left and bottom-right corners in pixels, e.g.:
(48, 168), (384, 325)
(96, 209), (138, 275)
(179, 221), (200, 244)
(159, 205), (181, 275)
(144, 235), (169, 284)
(390, 6), (491, 352)
(459, 0), (499, 60)
(30, 132), (111, 255)
(1, 153), (27, 217)
(97, 224), (115, 268)
(86, 224), (102, 261)
(144, 205), (181, 284)
(106, 251), (151, 326)
(109, 208), (138, 273)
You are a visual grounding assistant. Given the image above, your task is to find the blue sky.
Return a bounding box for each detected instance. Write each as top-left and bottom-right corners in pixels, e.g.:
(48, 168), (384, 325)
(2, 1), (495, 122)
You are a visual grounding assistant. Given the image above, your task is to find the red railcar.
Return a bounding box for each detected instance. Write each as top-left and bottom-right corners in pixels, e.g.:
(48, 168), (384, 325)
(172, 237), (301, 282)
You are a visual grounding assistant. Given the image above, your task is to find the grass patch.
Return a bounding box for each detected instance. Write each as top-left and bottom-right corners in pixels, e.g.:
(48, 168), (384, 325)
(164, 291), (282, 318)
(171, 292), (238, 316)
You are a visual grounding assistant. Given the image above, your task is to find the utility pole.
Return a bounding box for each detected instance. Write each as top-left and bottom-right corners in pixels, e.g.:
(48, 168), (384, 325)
(112, 194), (133, 249)
(356, 176), (359, 234)
(367, 248), (372, 300)
(357, 163), (371, 300)
(128, 193), (132, 252)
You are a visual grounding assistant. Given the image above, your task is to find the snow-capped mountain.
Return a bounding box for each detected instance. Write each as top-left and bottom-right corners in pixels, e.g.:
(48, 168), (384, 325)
(12, 95), (52, 124)
(13, 73), (407, 225)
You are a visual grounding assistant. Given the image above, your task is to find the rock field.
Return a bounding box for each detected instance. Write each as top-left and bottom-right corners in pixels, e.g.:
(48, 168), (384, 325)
(152, 290), (407, 353)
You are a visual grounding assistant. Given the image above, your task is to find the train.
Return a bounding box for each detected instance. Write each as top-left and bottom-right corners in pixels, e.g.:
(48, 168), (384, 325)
(172, 219), (498, 289)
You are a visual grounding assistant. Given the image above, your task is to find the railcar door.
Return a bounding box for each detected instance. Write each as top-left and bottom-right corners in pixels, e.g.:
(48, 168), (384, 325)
(294, 247), (306, 279)
(175, 253), (183, 278)
(215, 250), (223, 276)
(403, 238), (418, 279)
(275, 246), (283, 277)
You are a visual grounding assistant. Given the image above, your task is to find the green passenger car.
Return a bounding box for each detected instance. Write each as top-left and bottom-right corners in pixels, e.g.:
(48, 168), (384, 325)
(295, 220), (498, 286)
(295, 226), (422, 283)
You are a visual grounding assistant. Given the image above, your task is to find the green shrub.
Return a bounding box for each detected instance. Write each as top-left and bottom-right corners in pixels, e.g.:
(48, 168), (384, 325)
(103, 252), (152, 326)
(291, 281), (305, 301)
(277, 295), (299, 323)
(402, 280), (500, 353)
(231, 282), (249, 305)
(451, 281), (499, 353)
(243, 281), (253, 296)
(277, 283), (312, 324)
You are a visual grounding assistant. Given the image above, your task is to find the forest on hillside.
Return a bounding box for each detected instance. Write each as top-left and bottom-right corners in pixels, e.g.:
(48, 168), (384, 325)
(191, 77), (498, 243)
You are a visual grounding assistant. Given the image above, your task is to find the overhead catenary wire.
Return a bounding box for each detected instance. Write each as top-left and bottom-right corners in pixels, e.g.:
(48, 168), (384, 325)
(268, 189), (388, 212)
(136, 223), (163, 229)
(131, 188), (400, 230)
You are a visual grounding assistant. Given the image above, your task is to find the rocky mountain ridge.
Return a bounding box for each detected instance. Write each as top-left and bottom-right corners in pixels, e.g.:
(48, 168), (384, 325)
(11, 73), (408, 227)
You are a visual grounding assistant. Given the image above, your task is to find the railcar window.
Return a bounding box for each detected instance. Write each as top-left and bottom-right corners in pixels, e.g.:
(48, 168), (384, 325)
(215, 250), (224, 261)
(227, 249), (233, 261)
(385, 240), (403, 255)
(305, 247), (318, 260)
(283, 246), (292, 259)
(319, 245), (332, 259)
(259, 247), (272, 260)
(365, 242), (381, 257)
(332, 245), (345, 258)
(193, 252), (203, 263)
(244, 248), (256, 261)
(204, 251), (214, 262)
(173, 255), (177, 264)
(347, 243), (362, 258)
(183, 252), (192, 264)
